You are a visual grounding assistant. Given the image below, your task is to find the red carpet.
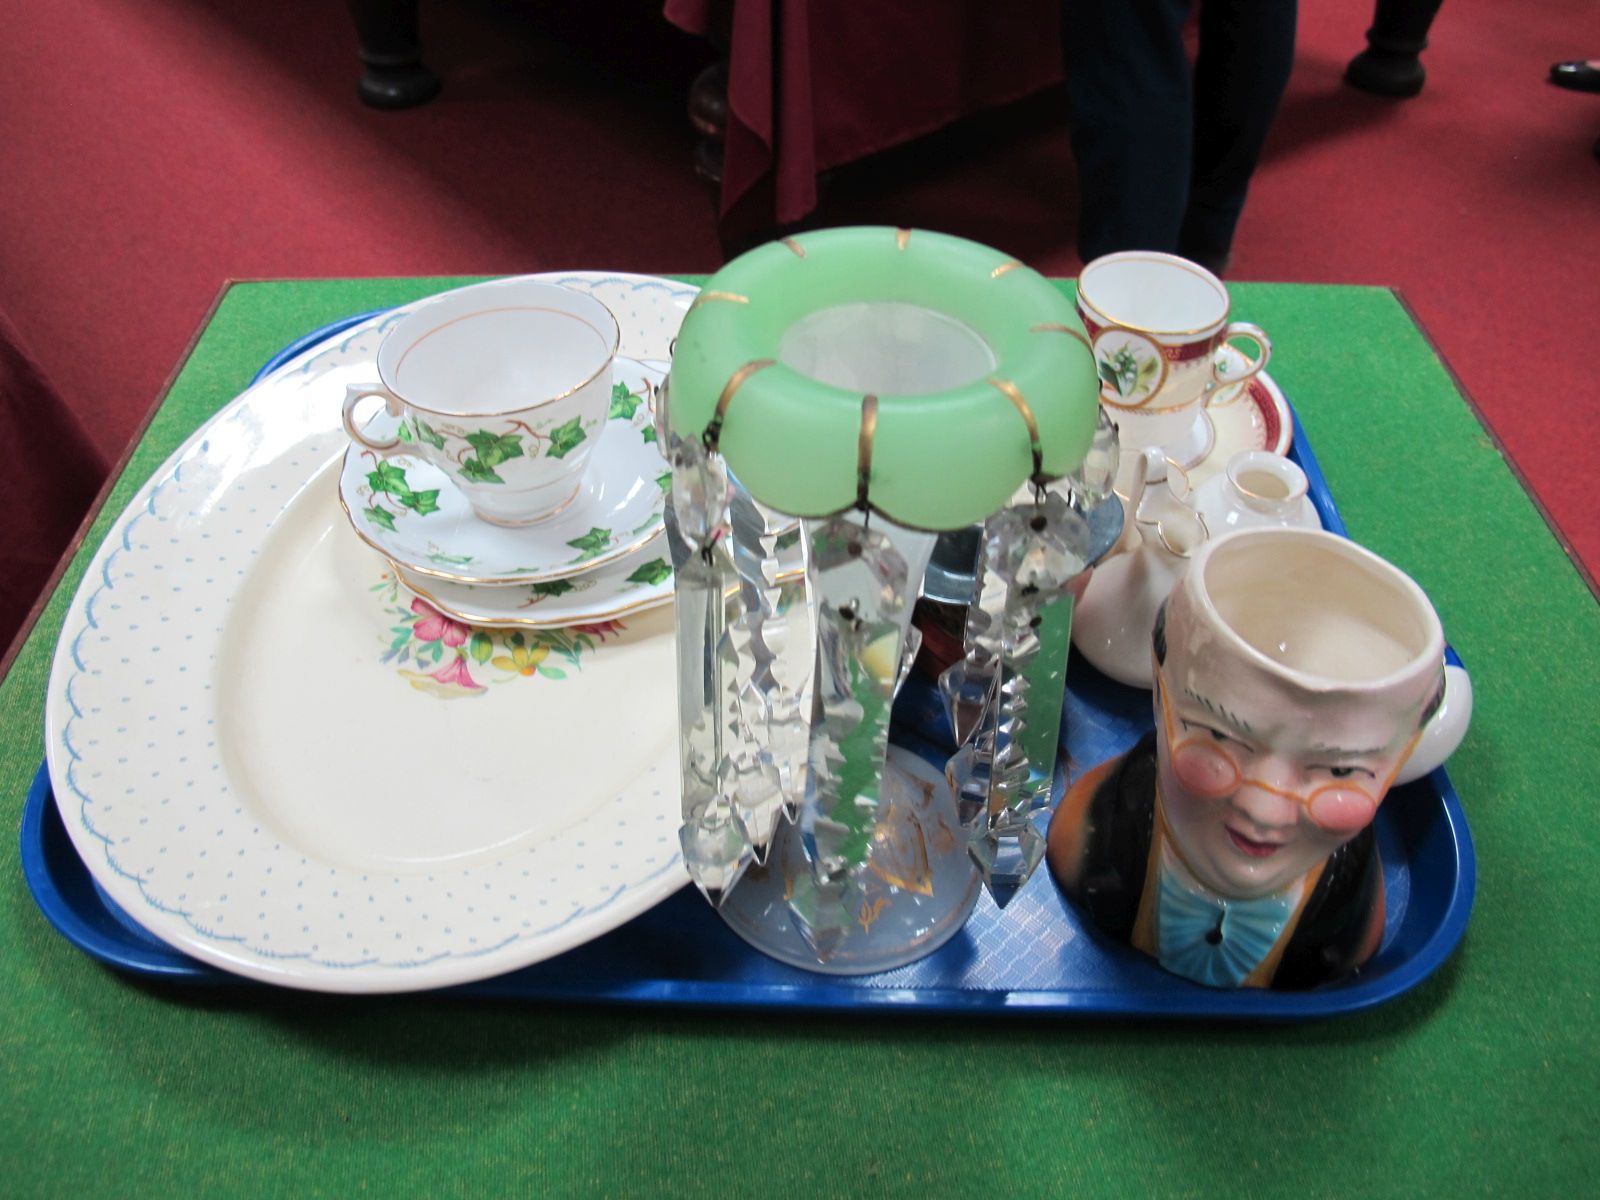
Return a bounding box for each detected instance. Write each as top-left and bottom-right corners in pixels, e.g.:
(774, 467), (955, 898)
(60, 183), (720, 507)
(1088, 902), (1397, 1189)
(1, 0), (1596, 652)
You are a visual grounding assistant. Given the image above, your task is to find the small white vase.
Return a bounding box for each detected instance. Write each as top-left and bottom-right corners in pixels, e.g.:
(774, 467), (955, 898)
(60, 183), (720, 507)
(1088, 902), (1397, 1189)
(1190, 449), (1320, 536)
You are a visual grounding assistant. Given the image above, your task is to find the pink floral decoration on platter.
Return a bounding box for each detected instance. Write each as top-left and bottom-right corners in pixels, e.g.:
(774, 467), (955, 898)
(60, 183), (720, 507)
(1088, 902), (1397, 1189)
(373, 576), (623, 700)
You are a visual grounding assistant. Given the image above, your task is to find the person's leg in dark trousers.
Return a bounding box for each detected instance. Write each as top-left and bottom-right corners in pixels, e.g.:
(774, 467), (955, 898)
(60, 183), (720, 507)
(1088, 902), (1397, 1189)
(1179, 0), (1298, 271)
(1061, 0), (1196, 263)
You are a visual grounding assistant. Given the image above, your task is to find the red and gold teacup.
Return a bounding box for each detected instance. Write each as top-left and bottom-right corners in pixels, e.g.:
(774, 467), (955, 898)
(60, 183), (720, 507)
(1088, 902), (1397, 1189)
(1076, 251), (1269, 467)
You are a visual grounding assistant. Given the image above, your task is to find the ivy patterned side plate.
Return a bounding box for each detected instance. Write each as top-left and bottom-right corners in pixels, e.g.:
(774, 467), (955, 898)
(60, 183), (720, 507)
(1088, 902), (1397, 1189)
(390, 542), (672, 630)
(337, 357), (670, 585)
(44, 272), (699, 992)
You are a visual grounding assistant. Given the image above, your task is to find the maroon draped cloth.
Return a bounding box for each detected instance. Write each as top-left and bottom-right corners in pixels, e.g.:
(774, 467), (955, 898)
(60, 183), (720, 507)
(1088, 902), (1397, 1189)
(664, 0), (1064, 237)
(0, 309), (107, 663)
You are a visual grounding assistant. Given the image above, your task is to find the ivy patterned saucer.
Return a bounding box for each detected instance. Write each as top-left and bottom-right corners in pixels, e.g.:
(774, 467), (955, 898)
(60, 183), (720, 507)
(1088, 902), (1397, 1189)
(338, 357), (670, 586)
(44, 271), (699, 992)
(388, 541), (673, 629)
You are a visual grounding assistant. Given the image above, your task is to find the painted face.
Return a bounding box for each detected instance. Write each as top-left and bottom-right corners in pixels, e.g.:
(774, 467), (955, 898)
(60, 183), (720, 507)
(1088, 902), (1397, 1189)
(1153, 662), (1418, 899)
(1152, 528), (1446, 900)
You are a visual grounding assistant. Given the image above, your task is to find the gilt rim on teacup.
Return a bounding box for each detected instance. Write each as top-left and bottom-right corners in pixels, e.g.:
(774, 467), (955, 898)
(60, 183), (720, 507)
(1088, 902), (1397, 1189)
(1186, 528), (1444, 694)
(373, 279), (623, 419)
(1076, 250), (1233, 340)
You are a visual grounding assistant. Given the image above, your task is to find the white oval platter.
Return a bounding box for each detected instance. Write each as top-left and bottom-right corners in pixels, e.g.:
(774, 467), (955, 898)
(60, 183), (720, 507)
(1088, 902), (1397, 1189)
(44, 272), (699, 993)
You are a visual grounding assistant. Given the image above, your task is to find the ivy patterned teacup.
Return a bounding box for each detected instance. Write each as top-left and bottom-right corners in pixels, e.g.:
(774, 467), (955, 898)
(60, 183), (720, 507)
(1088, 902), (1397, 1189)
(342, 277), (621, 526)
(1076, 251), (1270, 469)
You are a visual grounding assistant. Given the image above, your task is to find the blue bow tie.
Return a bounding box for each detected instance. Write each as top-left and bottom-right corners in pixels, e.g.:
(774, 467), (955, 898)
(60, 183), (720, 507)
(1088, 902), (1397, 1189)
(1156, 866), (1294, 988)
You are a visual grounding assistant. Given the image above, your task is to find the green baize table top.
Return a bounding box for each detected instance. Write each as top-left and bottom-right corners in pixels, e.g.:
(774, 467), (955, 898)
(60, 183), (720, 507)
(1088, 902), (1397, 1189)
(0, 278), (1594, 1197)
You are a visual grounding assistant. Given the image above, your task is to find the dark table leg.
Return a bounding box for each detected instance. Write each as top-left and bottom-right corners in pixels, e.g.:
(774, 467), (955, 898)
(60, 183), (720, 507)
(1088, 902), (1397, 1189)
(689, 61), (727, 185)
(345, 0), (442, 109)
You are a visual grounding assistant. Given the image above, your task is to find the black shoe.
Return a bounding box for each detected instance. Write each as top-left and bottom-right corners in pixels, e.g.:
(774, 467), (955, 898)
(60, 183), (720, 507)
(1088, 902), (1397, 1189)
(1550, 61), (1600, 93)
(1345, 49), (1426, 98)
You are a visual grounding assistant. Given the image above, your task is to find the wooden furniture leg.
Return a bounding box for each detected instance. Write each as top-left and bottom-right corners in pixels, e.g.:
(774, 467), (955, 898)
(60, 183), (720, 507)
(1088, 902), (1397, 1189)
(689, 61), (728, 185)
(345, 0), (442, 109)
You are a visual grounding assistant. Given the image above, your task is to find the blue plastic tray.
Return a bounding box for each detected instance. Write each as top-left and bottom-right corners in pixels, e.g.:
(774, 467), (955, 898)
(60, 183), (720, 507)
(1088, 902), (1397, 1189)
(18, 314), (1476, 1017)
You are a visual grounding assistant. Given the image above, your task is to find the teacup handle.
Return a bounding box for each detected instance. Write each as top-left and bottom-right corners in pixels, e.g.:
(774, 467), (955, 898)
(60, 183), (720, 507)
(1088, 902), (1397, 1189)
(1208, 322), (1271, 402)
(342, 384), (405, 453)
